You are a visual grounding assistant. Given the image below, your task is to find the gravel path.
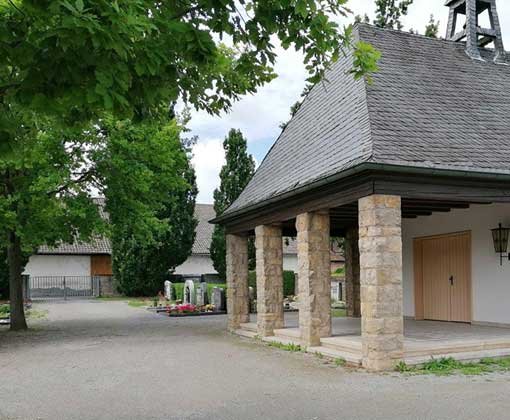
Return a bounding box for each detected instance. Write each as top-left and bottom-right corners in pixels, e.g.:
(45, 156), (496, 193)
(1, 300), (510, 420)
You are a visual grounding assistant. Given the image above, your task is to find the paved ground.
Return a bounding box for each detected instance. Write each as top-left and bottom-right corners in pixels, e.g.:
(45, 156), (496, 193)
(2, 301), (510, 420)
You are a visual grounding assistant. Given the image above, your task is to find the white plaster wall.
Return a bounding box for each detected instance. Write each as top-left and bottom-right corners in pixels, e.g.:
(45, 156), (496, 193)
(23, 255), (91, 277)
(174, 255), (217, 275)
(402, 203), (510, 324)
(283, 255), (298, 273)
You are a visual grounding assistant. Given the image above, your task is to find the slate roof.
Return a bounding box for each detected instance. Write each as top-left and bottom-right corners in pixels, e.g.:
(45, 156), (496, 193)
(193, 204), (216, 255)
(224, 24), (510, 217)
(38, 202), (297, 256)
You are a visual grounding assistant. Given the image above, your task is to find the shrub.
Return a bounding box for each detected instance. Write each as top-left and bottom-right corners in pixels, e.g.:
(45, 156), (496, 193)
(248, 270), (296, 297)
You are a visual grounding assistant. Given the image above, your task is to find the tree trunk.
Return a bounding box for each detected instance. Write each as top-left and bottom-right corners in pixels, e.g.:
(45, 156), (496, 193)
(8, 231), (27, 331)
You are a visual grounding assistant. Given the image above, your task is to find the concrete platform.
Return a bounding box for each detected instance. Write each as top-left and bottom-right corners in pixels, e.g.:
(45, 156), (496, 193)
(234, 313), (510, 367)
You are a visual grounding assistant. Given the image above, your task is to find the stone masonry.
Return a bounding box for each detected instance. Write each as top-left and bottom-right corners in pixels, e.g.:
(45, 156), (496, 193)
(296, 211), (332, 347)
(358, 195), (404, 371)
(345, 226), (361, 318)
(255, 225), (284, 337)
(226, 234), (250, 332)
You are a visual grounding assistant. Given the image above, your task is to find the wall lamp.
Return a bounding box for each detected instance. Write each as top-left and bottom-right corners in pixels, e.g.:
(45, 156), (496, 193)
(491, 223), (510, 265)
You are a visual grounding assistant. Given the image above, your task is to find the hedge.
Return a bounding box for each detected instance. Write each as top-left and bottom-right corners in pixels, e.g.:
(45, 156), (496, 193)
(248, 270), (296, 297)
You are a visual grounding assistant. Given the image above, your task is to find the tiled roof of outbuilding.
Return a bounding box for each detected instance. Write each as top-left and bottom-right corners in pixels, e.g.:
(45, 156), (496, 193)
(225, 24), (510, 216)
(38, 202), (298, 256)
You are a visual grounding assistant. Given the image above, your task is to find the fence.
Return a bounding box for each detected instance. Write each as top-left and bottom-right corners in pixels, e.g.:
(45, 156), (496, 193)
(27, 276), (116, 300)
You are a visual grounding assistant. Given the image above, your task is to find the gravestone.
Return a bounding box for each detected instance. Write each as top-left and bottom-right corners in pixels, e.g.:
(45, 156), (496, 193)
(183, 279), (196, 305)
(211, 287), (226, 311)
(164, 280), (174, 301)
(196, 282), (208, 306)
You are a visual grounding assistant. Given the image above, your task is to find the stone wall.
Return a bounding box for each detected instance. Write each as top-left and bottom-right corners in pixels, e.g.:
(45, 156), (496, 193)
(359, 195), (404, 371)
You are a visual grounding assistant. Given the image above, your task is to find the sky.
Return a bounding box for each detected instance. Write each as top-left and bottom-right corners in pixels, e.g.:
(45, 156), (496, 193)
(185, 0), (510, 204)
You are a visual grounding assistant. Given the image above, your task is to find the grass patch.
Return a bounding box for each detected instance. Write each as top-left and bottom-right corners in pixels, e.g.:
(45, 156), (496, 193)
(396, 357), (510, 376)
(26, 309), (48, 320)
(335, 357), (346, 367)
(267, 341), (302, 352)
(127, 300), (148, 308)
(331, 308), (346, 318)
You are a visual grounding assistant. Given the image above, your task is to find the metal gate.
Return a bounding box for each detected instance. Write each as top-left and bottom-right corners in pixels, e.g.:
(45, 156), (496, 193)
(29, 276), (98, 300)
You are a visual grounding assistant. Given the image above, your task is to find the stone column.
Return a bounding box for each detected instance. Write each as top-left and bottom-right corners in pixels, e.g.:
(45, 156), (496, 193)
(359, 195), (404, 371)
(296, 211), (332, 347)
(255, 225), (284, 337)
(345, 226), (361, 317)
(226, 234), (250, 332)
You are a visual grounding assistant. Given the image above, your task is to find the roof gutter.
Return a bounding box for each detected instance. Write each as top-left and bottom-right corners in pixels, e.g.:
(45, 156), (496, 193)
(212, 162), (510, 225)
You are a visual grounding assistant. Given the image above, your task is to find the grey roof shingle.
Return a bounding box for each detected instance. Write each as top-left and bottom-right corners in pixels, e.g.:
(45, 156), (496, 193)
(38, 202), (298, 256)
(193, 204), (216, 254)
(225, 24), (510, 216)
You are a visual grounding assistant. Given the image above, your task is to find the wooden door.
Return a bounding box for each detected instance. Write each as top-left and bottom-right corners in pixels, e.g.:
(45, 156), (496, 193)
(415, 232), (471, 322)
(448, 233), (471, 322)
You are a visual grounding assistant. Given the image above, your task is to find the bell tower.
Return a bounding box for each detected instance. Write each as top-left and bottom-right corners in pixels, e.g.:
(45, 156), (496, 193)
(445, 0), (506, 63)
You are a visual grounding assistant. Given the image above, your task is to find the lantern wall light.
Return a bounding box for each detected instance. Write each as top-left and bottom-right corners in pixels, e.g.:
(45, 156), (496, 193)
(491, 223), (510, 265)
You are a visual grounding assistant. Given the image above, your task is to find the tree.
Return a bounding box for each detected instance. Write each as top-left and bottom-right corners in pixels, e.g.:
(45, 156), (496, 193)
(101, 115), (198, 296)
(373, 0), (413, 30)
(425, 15), (440, 38)
(210, 130), (256, 280)
(280, 84), (314, 130)
(1, 1), (379, 330)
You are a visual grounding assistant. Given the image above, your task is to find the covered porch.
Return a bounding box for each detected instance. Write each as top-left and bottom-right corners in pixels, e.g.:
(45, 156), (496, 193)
(216, 176), (510, 371)
(237, 313), (510, 367)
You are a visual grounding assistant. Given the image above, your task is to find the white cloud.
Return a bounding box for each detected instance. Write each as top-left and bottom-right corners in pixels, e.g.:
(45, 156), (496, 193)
(187, 0), (510, 204)
(191, 138), (225, 204)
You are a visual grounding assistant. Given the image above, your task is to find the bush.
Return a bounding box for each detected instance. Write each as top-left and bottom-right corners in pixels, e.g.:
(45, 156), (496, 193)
(248, 270), (296, 297)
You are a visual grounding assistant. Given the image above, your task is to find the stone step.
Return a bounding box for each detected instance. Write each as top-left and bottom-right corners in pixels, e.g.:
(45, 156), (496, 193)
(404, 347), (510, 366)
(239, 322), (257, 333)
(320, 336), (362, 353)
(262, 335), (301, 347)
(235, 329), (257, 339)
(404, 339), (510, 357)
(274, 328), (301, 341)
(307, 346), (362, 367)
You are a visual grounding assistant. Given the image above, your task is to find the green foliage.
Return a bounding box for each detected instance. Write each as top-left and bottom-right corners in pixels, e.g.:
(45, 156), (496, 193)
(0, 303), (9, 316)
(373, 0), (414, 30)
(397, 357), (510, 376)
(0, 0), (378, 121)
(108, 116), (198, 297)
(352, 41), (381, 83)
(335, 358), (346, 367)
(210, 129), (256, 280)
(424, 15), (440, 38)
(331, 309), (346, 318)
(267, 341), (302, 352)
(249, 270), (296, 298)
